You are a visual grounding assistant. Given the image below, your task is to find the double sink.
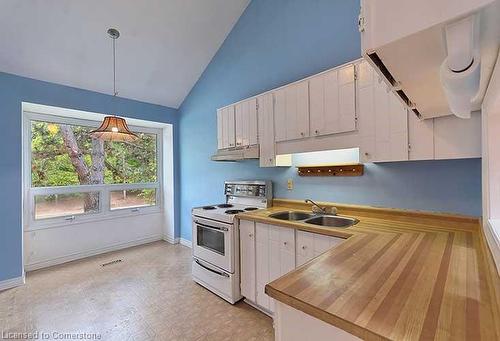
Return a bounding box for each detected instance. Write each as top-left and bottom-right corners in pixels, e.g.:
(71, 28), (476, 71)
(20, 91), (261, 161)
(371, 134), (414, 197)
(268, 211), (359, 228)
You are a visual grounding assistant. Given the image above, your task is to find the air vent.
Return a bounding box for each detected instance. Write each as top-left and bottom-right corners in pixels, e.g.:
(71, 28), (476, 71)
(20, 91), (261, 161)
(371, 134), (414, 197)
(396, 90), (411, 106)
(367, 52), (396, 86)
(101, 259), (122, 267)
(367, 52), (423, 119)
(412, 108), (422, 119)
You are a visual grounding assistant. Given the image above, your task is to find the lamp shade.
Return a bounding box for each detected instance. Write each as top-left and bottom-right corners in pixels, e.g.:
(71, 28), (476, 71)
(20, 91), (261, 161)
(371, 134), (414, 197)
(90, 116), (138, 142)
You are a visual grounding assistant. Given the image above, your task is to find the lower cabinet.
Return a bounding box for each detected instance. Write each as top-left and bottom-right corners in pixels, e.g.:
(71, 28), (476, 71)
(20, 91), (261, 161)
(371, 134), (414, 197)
(296, 230), (344, 267)
(239, 219), (344, 314)
(239, 219), (256, 302)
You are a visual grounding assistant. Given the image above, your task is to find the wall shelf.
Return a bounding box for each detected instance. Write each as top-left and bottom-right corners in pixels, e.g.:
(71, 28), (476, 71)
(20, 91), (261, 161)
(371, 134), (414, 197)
(297, 164), (364, 177)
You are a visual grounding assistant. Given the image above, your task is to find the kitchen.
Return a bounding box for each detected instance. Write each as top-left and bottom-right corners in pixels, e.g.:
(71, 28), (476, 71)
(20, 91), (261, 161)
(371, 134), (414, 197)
(1, 0), (500, 340)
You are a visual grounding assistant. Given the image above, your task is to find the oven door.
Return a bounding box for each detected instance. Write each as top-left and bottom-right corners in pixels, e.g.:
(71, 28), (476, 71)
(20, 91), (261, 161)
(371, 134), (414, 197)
(192, 216), (233, 273)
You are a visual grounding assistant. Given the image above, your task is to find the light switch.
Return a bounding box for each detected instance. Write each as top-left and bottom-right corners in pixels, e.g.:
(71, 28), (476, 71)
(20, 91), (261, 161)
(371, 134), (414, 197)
(287, 179), (293, 190)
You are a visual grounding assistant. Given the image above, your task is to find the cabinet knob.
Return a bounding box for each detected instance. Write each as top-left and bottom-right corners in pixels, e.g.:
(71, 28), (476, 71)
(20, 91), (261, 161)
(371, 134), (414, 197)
(300, 132), (304, 136)
(315, 130), (319, 134)
(302, 245), (307, 250)
(364, 152), (369, 156)
(248, 233), (253, 237)
(269, 158), (273, 162)
(283, 241), (288, 246)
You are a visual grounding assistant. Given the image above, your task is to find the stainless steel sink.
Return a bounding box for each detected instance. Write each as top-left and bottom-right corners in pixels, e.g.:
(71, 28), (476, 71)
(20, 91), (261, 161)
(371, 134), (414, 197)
(268, 211), (315, 221)
(304, 215), (358, 228)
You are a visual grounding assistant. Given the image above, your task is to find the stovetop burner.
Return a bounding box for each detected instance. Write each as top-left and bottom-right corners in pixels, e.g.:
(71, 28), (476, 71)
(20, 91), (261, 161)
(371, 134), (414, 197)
(225, 209), (244, 214)
(244, 207), (259, 211)
(218, 204), (233, 208)
(202, 206), (216, 210)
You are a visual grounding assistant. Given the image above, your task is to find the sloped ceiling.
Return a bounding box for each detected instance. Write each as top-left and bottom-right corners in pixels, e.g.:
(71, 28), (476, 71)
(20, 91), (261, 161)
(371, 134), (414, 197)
(0, 0), (250, 108)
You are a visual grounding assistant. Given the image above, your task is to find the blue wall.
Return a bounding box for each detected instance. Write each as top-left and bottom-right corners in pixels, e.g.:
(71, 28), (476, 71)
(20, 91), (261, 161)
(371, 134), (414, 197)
(178, 0), (482, 241)
(0, 72), (179, 282)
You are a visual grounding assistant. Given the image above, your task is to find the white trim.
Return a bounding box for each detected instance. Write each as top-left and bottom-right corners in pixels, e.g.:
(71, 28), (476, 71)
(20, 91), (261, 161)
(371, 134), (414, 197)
(24, 110), (163, 229)
(21, 102), (176, 275)
(179, 238), (192, 248)
(25, 235), (163, 271)
(485, 220), (500, 274)
(243, 298), (273, 318)
(0, 274), (25, 292)
(163, 235), (179, 244)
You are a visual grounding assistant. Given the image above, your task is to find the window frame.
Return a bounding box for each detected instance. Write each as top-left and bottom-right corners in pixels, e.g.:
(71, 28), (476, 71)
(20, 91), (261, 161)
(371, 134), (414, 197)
(24, 111), (163, 231)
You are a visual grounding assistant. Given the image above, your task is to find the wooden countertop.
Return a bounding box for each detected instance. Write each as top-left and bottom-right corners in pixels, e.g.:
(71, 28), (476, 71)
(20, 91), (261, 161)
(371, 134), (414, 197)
(237, 199), (500, 341)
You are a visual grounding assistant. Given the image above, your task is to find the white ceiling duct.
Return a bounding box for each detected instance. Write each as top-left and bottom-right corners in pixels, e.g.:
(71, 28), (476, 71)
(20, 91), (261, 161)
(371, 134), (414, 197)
(440, 15), (481, 119)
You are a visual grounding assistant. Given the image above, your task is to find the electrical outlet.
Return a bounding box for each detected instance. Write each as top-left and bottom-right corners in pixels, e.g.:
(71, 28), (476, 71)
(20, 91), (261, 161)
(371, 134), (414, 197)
(287, 179), (293, 190)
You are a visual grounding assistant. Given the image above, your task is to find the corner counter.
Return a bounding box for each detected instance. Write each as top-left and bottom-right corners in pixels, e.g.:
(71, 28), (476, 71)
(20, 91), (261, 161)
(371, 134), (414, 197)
(237, 199), (500, 341)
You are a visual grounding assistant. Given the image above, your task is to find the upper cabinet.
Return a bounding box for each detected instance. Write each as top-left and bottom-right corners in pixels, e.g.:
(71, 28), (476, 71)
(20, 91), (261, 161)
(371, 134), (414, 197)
(217, 99), (257, 151)
(358, 61), (409, 162)
(215, 59), (481, 164)
(217, 106), (235, 149)
(257, 93), (277, 167)
(309, 64), (356, 137)
(235, 98), (258, 148)
(274, 81), (310, 142)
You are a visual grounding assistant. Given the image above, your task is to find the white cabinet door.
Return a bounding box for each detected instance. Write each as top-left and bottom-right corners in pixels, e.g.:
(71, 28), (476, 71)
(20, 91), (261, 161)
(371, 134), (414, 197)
(235, 98), (258, 147)
(357, 61), (377, 163)
(310, 64), (356, 137)
(274, 81), (310, 142)
(239, 220), (256, 302)
(373, 78), (409, 162)
(252, 223), (295, 313)
(433, 111), (481, 159)
(255, 223), (271, 310)
(296, 231), (345, 267)
(408, 112), (434, 160)
(216, 109), (223, 150)
(221, 106), (236, 149)
(258, 93), (277, 167)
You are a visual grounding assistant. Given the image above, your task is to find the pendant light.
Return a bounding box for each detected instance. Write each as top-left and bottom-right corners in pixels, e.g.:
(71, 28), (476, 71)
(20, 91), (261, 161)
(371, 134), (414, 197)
(91, 28), (138, 142)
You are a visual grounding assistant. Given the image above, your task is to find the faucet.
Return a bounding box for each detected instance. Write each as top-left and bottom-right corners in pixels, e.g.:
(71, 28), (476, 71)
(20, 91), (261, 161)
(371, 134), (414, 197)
(305, 199), (327, 214)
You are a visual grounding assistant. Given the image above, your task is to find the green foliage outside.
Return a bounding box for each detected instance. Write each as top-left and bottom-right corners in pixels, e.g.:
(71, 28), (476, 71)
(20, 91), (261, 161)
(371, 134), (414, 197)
(31, 121), (158, 204)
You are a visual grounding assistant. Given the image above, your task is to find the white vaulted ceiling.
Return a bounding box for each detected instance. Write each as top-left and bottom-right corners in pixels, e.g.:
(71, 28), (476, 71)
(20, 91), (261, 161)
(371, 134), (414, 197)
(0, 0), (249, 108)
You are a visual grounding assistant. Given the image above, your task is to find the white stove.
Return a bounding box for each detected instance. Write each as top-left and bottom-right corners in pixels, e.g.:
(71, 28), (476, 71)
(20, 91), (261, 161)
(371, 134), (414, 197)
(191, 180), (272, 304)
(192, 203), (263, 224)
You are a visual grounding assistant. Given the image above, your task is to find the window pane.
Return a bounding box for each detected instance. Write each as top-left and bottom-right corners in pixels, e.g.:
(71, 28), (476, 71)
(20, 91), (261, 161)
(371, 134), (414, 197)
(104, 132), (157, 184)
(35, 192), (100, 220)
(110, 189), (157, 210)
(31, 120), (158, 187)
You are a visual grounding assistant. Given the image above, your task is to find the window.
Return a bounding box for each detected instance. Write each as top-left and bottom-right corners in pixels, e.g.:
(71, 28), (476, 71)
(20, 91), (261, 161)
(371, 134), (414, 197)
(26, 113), (162, 228)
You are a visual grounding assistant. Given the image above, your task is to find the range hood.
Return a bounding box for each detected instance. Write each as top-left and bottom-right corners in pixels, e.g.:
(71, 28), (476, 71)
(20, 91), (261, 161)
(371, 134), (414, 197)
(360, 0), (500, 119)
(211, 146), (259, 161)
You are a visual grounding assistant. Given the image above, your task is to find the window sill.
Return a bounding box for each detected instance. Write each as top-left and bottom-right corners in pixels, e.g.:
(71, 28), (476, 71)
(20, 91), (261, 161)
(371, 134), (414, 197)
(25, 207), (163, 232)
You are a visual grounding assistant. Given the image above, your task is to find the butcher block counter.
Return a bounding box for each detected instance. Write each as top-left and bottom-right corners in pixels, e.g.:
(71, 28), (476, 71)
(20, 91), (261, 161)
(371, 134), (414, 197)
(237, 199), (500, 341)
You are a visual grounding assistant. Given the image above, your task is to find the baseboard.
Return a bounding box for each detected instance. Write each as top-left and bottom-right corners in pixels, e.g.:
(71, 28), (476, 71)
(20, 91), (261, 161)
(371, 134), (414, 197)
(25, 235), (163, 271)
(179, 238), (192, 248)
(485, 220), (500, 274)
(163, 235), (179, 244)
(0, 273), (25, 292)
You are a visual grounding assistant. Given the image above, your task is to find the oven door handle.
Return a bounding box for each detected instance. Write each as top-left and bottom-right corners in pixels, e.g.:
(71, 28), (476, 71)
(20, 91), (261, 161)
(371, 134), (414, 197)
(196, 222), (229, 232)
(195, 259), (230, 278)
